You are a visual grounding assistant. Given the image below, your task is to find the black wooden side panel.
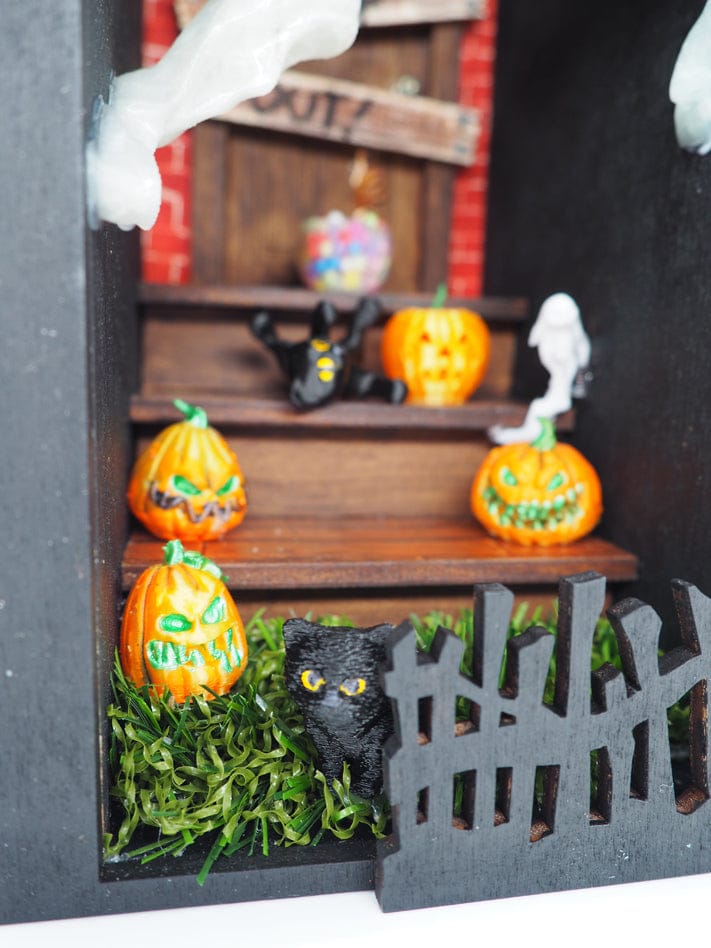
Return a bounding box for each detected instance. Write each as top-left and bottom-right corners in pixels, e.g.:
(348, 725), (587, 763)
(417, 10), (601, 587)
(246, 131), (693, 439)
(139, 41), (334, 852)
(0, 1), (140, 923)
(485, 0), (711, 631)
(0, 5), (375, 923)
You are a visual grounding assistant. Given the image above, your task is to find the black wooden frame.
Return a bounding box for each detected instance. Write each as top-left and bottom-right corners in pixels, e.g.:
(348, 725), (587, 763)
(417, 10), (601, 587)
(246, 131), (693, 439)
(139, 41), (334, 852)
(5, 0), (711, 927)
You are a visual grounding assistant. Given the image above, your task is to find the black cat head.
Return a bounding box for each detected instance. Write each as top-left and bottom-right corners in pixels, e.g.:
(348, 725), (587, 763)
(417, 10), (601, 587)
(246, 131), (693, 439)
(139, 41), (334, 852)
(283, 618), (395, 798)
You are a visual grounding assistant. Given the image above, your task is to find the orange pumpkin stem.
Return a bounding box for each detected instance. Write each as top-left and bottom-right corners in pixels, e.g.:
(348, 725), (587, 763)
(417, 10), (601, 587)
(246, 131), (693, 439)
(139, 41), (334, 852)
(531, 417), (557, 452)
(173, 398), (208, 429)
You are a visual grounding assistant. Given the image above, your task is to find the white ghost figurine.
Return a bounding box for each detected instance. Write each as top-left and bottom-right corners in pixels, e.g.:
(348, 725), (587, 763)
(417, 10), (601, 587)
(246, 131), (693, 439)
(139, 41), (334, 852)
(489, 292), (590, 445)
(670, 1), (711, 154)
(86, 0), (361, 231)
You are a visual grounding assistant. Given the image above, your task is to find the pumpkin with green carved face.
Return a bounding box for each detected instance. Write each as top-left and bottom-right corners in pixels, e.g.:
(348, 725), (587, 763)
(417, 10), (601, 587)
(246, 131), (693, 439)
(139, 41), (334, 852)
(471, 419), (602, 545)
(120, 540), (248, 703)
(127, 399), (247, 542)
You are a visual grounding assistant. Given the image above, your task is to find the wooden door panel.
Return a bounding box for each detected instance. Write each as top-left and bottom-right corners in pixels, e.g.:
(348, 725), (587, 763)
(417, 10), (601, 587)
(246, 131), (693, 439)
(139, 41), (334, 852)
(192, 23), (462, 290)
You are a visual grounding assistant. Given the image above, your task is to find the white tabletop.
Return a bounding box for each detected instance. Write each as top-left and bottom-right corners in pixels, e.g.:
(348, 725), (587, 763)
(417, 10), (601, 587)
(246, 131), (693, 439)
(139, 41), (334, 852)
(5, 873), (710, 947)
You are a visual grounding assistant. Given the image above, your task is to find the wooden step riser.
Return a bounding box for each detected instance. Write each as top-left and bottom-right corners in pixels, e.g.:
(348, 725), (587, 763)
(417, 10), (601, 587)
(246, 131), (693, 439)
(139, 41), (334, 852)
(133, 430), (490, 520)
(140, 313), (518, 401)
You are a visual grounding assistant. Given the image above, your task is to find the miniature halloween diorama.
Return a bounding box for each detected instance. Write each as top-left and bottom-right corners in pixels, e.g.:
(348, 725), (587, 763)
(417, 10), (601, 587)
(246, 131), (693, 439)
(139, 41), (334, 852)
(251, 295), (407, 409)
(127, 398), (247, 541)
(471, 417), (602, 545)
(299, 150), (392, 294)
(282, 618), (395, 799)
(119, 539), (248, 704)
(380, 284), (491, 406)
(489, 292), (590, 445)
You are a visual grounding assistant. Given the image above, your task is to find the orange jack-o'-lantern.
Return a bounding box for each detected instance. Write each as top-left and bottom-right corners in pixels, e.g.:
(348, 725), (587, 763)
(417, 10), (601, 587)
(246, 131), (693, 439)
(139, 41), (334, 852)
(471, 419), (602, 546)
(127, 399), (247, 542)
(380, 287), (491, 406)
(120, 540), (248, 703)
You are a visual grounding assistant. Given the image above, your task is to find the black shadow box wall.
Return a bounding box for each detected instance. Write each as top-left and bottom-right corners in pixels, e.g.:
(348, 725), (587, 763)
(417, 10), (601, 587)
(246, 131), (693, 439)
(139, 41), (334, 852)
(485, 0), (711, 635)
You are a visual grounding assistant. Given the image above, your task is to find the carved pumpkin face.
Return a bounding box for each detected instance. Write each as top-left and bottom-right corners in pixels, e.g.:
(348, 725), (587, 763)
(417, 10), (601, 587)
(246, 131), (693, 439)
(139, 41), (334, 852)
(127, 399), (247, 542)
(381, 297), (490, 406)
(120, 540), (248, 703)
(471, 419), (602, 545)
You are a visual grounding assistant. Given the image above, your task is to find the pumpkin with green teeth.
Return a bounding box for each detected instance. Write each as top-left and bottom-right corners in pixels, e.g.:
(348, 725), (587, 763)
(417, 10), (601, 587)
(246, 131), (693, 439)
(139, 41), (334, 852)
(127, 399), (247, 542)
(120, 540), (248, 703)
(471, 419), (602, 545)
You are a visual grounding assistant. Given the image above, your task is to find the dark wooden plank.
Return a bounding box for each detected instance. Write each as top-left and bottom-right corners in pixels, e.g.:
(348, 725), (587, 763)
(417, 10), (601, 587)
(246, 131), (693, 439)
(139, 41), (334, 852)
(361, 0), (485, 27)
(139, 282), (530, 322)
(130, 392), (574, 434)
(219, 71), (478, 166)
(191, 122), (229, 283)
(420, 21), (464, 289)
(175, 0), (484, 30)
(122, 518), (638, 590)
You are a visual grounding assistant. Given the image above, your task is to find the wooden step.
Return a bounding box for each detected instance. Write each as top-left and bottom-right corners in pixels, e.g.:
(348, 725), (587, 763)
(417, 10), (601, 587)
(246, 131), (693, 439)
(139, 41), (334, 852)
(139, 283), (529, 324)
(130, 393), (575, 435)
(122, 517), (638, 591)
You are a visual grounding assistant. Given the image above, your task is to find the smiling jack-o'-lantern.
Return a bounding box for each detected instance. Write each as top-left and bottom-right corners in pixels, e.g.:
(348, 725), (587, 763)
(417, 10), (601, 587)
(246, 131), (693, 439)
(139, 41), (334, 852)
(127, 399), (247, 542)
(380, 286), (491, 406)
(471, 418), (602, 546)
(120, 539), (248, 703)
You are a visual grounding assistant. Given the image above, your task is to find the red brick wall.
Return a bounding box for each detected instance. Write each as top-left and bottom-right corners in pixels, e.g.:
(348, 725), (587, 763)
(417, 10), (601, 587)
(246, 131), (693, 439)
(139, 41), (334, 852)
(140, 0), (498, 293)
(141, 0), (191, 284)
(449, 0), (498, 297)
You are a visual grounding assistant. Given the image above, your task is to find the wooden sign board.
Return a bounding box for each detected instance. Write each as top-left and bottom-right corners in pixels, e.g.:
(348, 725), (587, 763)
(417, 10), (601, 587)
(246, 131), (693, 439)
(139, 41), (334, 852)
(175, 0), (484, 30)
(219, 70), (478, 166)
(361, 0), (484, 27)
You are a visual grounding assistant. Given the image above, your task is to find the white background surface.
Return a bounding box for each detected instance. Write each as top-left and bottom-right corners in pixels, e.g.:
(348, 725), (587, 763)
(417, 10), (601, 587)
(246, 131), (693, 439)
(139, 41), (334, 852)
(4, 874), (710, 947)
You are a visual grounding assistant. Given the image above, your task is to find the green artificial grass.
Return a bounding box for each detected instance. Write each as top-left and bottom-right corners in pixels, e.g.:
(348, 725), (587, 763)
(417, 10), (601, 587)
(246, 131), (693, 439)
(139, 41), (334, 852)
(105, 612), (388, 883)
(105, 602), (690, 881)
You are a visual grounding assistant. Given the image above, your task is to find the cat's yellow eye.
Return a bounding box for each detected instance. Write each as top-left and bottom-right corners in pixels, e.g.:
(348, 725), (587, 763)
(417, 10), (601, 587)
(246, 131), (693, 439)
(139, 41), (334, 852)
(301, 669), (325, 692)
(339, 677), (366, 697)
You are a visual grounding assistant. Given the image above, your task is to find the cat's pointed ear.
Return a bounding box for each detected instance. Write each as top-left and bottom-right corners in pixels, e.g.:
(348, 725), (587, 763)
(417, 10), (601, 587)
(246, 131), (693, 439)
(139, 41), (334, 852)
(282, 617), (316, 648)
(363, 622), (397, 645)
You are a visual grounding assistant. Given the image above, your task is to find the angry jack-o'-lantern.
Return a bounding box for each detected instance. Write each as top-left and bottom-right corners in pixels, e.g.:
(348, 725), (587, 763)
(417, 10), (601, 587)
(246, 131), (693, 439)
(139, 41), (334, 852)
(120, 539), (248, 703)
(127, 399), (247, 541)
(471, 418), (602, 546)
(380, 286), (491, 406)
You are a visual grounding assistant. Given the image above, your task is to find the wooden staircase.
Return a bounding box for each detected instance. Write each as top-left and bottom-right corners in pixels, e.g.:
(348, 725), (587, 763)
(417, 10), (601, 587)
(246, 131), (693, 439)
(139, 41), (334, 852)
(123, 283), (637, 623)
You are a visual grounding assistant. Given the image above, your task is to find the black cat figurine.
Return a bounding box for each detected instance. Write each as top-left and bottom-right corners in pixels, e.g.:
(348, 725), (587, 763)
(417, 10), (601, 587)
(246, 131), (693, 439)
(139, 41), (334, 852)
(250, 296), (407, 410)
(282, 618), (395, 798)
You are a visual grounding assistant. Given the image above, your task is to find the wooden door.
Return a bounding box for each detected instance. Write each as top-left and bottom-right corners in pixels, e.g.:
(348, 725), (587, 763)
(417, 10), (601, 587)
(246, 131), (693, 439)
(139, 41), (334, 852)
(189, 11), (470, 291)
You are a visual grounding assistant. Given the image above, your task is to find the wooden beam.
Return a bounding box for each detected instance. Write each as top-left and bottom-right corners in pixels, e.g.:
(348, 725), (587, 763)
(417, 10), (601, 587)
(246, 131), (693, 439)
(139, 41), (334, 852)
(217, 70), (477, 166)
(174, 0), (484, 30)
(360, 0), (484, 27)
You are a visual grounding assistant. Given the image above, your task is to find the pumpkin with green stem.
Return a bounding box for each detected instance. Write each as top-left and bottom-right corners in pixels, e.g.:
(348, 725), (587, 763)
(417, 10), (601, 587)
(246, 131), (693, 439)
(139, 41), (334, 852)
(120, 539), (248, 703)
(471, 418), (602, 545)
(380, 284), (491, 406)
(127, 399), (247, 541)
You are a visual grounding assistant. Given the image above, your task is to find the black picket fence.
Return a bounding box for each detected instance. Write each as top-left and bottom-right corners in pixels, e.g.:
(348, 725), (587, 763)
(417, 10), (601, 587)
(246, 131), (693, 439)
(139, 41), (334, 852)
(376, 571), (711, 912)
